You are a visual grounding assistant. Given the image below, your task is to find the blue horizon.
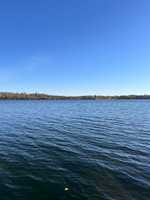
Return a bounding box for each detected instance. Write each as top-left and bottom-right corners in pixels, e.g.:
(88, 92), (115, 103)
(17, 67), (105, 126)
(0, 0), (150, 96)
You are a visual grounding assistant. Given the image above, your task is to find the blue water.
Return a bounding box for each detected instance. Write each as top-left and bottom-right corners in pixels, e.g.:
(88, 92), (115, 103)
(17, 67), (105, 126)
(0, 100), (150, 200)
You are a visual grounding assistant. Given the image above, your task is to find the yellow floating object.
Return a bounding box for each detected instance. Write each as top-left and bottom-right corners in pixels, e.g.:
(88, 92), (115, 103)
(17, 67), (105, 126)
(65, 188), (68, 191)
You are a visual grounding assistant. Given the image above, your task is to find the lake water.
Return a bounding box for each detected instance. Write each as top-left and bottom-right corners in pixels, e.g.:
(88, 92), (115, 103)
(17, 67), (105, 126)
(0, 100), (150, 200)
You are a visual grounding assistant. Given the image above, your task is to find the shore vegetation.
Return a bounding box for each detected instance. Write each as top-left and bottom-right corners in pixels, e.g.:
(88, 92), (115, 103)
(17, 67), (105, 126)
(0, 92), (150, 100)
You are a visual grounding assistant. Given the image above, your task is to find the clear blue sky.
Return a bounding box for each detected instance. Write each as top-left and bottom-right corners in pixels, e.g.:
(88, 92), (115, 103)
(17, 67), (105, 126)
(0, 0), (150, 95)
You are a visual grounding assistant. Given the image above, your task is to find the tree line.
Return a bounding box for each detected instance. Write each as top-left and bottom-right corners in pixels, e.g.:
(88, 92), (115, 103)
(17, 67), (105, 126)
(0, 92), (150, 100)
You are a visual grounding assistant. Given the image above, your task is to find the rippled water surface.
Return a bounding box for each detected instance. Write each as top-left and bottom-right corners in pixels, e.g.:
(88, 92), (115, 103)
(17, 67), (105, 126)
(0, 100), (150, 200)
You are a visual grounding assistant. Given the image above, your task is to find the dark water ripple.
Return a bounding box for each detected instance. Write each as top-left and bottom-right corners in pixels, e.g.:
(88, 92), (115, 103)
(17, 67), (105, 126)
(0, 100), (150, 200)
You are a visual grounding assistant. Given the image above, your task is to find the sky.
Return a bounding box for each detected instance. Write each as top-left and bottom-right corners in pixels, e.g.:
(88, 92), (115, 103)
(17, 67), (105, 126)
(0, 0), (150, 96)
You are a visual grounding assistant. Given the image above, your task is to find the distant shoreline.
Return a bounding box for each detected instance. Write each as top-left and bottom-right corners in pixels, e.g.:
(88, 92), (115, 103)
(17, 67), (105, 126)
(0, 92), (150, 100)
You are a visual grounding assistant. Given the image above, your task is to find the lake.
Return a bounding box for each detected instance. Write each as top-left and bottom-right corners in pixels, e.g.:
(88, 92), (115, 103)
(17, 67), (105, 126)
(0, 100), (150, 200)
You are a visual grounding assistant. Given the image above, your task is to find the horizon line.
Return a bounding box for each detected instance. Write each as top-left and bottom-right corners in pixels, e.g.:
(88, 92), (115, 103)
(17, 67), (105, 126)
(0, 92), (150, 97)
